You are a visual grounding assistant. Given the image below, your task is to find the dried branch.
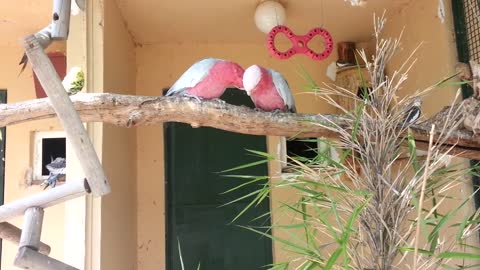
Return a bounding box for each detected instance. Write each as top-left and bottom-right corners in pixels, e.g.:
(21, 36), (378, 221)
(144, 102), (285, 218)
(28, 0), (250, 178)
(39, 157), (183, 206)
(1, 93), (480, 159)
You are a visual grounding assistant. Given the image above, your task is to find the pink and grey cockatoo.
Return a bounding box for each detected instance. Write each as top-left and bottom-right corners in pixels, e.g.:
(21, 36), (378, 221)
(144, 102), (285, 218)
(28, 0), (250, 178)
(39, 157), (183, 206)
(243, 65), (296, 112)
(165, 58), (245, 100)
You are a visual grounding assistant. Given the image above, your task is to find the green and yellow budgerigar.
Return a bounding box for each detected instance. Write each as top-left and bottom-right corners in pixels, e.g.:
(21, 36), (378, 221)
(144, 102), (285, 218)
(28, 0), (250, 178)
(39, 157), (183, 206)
(62, 67), (85, 95)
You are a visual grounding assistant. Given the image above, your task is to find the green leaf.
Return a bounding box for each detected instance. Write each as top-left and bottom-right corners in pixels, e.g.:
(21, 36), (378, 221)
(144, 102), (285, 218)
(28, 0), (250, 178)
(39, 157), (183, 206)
(322, 248), (342, 270)
(407, 130), (420, 173)
(428, 194), (475, 245)
(267, 262), (289, 270)
(399, 246), (433, 256)
(220, 159), (270, 173)
(220, 176), (268, 194)
(177, 238), (185, 270)
(238, 225), (317, 258)
(295, 63), (318, 89)
(438, 252), (480, 260)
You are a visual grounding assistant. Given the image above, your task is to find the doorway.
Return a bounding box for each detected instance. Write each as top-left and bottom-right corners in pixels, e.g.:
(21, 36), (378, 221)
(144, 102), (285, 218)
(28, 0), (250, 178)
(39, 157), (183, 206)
(164, 89), (273, 270)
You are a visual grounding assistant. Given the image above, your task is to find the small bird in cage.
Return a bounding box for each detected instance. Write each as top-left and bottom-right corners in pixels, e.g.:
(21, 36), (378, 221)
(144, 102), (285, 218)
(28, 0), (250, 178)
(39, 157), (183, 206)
(403, 98), (422, 126)
(41, 157), (66, 189)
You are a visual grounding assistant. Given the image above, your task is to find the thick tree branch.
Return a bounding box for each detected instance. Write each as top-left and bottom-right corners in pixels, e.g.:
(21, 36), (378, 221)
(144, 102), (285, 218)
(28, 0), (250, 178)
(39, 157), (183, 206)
(1, 93), (479, 159)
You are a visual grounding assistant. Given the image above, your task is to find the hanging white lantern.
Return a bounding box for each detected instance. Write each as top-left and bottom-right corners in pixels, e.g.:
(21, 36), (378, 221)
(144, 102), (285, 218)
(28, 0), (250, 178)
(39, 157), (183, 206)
(254, 1), (287, 34)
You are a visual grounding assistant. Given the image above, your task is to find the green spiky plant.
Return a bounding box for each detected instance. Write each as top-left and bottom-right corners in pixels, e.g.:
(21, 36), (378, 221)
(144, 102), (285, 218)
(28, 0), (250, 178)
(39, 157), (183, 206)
(224, 13), (480, 270)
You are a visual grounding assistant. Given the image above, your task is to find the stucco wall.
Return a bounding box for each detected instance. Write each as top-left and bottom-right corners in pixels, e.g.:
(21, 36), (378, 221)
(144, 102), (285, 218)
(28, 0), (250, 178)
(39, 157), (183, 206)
(383, 0), (459, 116)
(135, 43), (336, 269)
(0, 42), (67, 268)
(134, 2), (480, 269)
(101, 0), (137, 269)
(383, 0), (478, 267)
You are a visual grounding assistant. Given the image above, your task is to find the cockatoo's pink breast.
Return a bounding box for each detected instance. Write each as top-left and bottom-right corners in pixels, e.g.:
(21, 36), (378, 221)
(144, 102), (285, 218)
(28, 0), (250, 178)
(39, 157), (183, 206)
(250, 71), (287, 111)
(187, 61), (244, 99)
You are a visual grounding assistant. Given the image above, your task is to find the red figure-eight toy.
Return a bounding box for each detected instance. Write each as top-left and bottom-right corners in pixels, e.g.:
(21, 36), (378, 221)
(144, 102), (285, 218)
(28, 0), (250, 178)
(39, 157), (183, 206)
(267, 25), (334, 61)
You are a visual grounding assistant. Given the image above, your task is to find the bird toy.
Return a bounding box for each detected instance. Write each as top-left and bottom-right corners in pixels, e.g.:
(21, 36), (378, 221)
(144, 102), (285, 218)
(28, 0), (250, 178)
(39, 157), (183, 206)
(267, 25), (334, 61)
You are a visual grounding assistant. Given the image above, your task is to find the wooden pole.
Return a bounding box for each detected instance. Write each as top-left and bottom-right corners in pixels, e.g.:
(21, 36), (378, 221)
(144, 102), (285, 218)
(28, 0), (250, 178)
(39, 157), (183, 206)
(470, 60), (480, 98)
(14, 207), (79, 270)
(18, 207), (44, 251)
(0, 222), (50, 255)
(51, 0), (71, 40)
(22, 35), (110, 196)
(15, 247), (79, 270)
(0, 179), (88, 223)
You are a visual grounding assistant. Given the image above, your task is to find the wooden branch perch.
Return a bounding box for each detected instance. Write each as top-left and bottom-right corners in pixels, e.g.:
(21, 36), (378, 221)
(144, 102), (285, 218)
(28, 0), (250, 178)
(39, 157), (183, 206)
(23, 35), (110, 196)
(1, 93), (480, 159)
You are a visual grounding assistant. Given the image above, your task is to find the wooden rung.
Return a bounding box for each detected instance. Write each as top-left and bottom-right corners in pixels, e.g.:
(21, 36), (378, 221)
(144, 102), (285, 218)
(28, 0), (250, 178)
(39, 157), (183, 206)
(0, 179), (88, 223)
(14, 247), (79, 270)
(0, 222), (50, 255)
(22, 35), (111, 197)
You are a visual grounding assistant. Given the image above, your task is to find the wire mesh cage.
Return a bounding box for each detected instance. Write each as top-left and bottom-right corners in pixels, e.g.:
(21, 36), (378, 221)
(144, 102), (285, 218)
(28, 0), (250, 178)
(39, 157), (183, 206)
(464, 0), (480, 62)
(452, 0), (480, 209)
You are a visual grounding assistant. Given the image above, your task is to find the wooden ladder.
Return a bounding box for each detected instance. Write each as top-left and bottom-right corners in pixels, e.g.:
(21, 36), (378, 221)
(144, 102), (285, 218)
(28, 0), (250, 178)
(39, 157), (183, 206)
(0, 17), (111, 270)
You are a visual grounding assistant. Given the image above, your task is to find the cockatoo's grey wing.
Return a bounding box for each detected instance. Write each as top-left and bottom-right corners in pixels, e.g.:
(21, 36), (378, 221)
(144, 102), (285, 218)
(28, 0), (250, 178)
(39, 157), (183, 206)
(270, 69), (296, 112)
(165, 58), (219, 96)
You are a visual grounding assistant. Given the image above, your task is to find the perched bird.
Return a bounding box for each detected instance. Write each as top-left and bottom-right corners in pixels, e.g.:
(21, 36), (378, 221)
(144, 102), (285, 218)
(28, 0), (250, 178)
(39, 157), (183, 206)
(19, 25), (54, 75)
(62, 67), (85, 95)
(165, 58), (245, 100)
(41, 157), (66, 189)
(403, 98), (422, 126)
(243, 65), (296, 112)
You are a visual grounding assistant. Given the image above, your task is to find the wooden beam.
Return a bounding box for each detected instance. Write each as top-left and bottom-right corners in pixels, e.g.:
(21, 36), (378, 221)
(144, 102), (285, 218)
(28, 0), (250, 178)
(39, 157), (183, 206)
(14, 247), (79, 270)
(0, 93), (478, 159)
(23, 35), (110, 196)
(0, 180), (88, 223)
(0, 222), (50, 255)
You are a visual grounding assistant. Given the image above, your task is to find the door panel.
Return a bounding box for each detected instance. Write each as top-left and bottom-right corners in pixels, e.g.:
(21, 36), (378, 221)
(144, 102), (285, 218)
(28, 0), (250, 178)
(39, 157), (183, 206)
(165, 89), (272, 270)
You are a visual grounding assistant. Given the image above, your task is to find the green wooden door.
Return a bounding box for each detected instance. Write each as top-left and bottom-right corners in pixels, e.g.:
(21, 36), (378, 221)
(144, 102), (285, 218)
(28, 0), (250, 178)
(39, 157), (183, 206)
(165, 89), (272, 270)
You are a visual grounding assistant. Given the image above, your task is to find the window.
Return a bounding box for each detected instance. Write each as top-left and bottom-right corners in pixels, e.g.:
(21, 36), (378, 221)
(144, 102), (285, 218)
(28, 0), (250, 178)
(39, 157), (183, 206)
(281, 137), (340, 172)
(32, 131), (66, 181)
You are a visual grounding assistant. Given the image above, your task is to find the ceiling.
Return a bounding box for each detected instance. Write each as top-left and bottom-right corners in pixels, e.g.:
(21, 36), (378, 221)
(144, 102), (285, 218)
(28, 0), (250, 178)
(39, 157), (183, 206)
(0, 0), (413, 47)
(114, 0), (413, 45)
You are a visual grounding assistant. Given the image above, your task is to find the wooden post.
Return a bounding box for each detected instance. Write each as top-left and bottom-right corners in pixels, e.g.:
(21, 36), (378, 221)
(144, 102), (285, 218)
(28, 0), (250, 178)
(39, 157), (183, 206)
(14, 207), (79, 270)
(18, 207), (44, 251)
(0, 222), (50, 255)
(51, 0), (71, 40)
(22, 36), (111, 196)
(0, 179), (88, 223)
(470, 60), (480, 98)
